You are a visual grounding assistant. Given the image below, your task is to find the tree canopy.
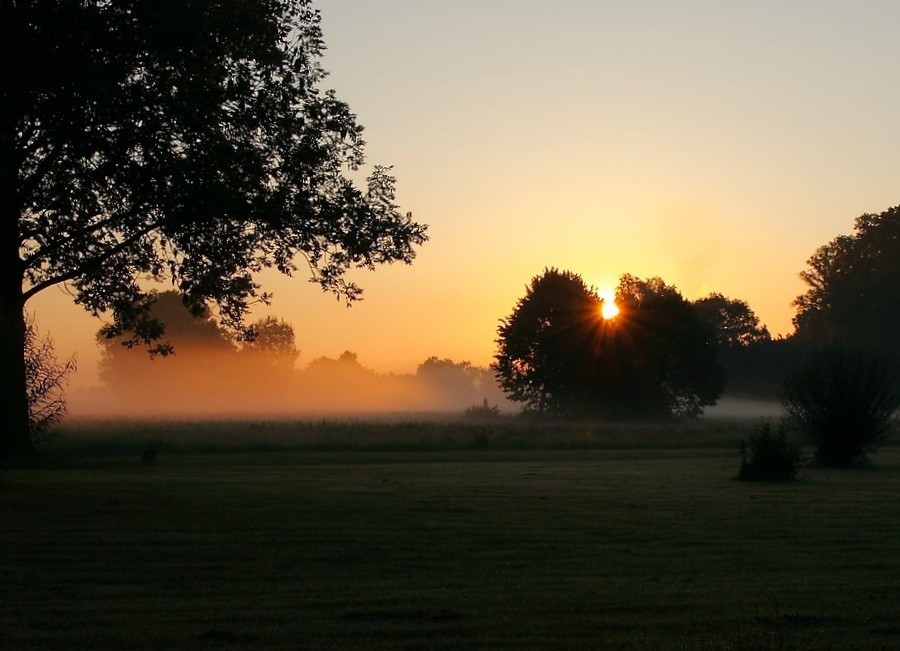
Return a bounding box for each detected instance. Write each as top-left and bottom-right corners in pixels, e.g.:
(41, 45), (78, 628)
(493, 269), (724, 420)
(243, 316), (300, 368)
(793, 206), (900, 356)
(494, 269), (603, 418)
(694, 293), (770, 349)
(1, 0), (427, 459)
(613, 275), (725, 417)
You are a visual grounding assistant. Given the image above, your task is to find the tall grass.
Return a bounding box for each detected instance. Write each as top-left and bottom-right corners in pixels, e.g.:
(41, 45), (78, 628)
(50, 416), (760, 457)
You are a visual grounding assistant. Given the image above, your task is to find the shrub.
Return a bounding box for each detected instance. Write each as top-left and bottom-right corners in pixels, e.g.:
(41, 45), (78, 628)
(782, 345), (900, 466)
(464, 398), (502, 421)
(738, 421), (804, 481)
(25, 318), (76, 445)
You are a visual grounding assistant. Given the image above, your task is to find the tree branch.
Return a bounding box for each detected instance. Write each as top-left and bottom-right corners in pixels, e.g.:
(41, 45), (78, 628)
(16, 143), (65, 219)
(22, 222), (159, 302)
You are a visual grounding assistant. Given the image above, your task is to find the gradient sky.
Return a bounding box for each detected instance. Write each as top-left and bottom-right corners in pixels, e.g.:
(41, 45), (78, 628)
(31, 0), (900, 390)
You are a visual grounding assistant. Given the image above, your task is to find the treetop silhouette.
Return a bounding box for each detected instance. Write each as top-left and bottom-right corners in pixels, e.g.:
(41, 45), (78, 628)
(793, 205), (900, 358)
(494, 269), (724, 420)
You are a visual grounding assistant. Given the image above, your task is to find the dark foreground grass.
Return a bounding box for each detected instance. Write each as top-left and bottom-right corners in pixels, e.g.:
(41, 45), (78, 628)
(2, 430), (899, 649)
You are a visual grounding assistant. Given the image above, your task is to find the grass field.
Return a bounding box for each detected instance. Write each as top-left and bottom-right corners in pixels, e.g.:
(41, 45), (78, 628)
(2, 419), (899, 649)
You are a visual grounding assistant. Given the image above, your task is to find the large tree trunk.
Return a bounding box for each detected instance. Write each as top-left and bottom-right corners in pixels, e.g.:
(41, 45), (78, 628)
(0, 292), (32, 462)
(0, 112), (33, 462)
(0, 240), (31, 461)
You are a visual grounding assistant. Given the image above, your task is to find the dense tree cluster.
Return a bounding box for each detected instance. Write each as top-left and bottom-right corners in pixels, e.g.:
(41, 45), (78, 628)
(494, 269), (724, 419)
(693, 294), (770, 349)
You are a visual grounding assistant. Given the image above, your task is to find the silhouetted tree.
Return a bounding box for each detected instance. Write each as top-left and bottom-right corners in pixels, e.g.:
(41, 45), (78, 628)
(694, 293), (770, 349)
(242, 316), (299, 368)
(464, 398), (503, 420)
(613, 275), (725, 417)
(494, 269), (603, 418)
(494, 269), (724, 419)
(1, 1), (427, 459)
(693, 293), (782, 396)
(305, 350), (369, 377)
(25, 317), (76, 443)
(793, 206), (900, 363)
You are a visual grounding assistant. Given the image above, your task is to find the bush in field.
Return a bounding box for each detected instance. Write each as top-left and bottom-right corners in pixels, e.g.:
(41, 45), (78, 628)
(782, 345), (900, 466)
(464, 399), (502, 420)
(738, 422), (804, 481)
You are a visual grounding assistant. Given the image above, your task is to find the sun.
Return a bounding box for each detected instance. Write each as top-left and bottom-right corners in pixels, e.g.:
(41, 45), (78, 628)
(598, 288), (620, 320)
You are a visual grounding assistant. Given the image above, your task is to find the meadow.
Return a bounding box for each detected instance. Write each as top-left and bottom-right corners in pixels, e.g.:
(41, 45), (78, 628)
(2, 418), (898, 649)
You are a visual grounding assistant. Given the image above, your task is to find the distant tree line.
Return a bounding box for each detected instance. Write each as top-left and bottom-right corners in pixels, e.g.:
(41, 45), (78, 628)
(83, 291), (508, 417)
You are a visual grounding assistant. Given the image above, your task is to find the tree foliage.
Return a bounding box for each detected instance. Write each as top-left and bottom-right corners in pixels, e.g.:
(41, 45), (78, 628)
(494, 269), (724, 420)
(494, 269), (602, 418)
(614, 275), (726, 418)
(693, 292), (780, 396)
(1, 0), (426, 458)
(793, 206), (900, 356)
(243, 316), (299, 368)
(694, 293), (770, 349)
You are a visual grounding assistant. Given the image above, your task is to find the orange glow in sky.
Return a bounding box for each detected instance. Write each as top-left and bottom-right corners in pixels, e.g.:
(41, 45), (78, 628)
(27, 2), (900, 402)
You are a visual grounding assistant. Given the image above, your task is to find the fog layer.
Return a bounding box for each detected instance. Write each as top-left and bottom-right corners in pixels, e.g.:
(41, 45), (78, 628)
(71, 347), (513, 419)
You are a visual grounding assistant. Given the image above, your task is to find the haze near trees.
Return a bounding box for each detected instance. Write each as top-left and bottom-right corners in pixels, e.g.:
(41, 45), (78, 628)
(1, 1), (427, 460)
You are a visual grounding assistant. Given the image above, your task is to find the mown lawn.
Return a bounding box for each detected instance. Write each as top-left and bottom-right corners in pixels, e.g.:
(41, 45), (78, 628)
(2, 424), (899, 649)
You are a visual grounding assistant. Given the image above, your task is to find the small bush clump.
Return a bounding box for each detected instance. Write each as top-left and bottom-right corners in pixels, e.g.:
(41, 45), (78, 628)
(782, 345), (900, 467)
(738, 422), (804, 481)
(464, 399), (502, 420)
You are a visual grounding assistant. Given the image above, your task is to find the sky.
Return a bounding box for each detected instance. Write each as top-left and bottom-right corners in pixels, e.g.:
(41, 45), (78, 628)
(31, 0), (900, 392)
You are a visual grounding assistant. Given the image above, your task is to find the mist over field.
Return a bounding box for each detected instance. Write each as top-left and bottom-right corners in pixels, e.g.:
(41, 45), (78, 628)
(702, 397), (783, 420)
(68, 345), (513, 420)
(66, 342), (783, 422)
